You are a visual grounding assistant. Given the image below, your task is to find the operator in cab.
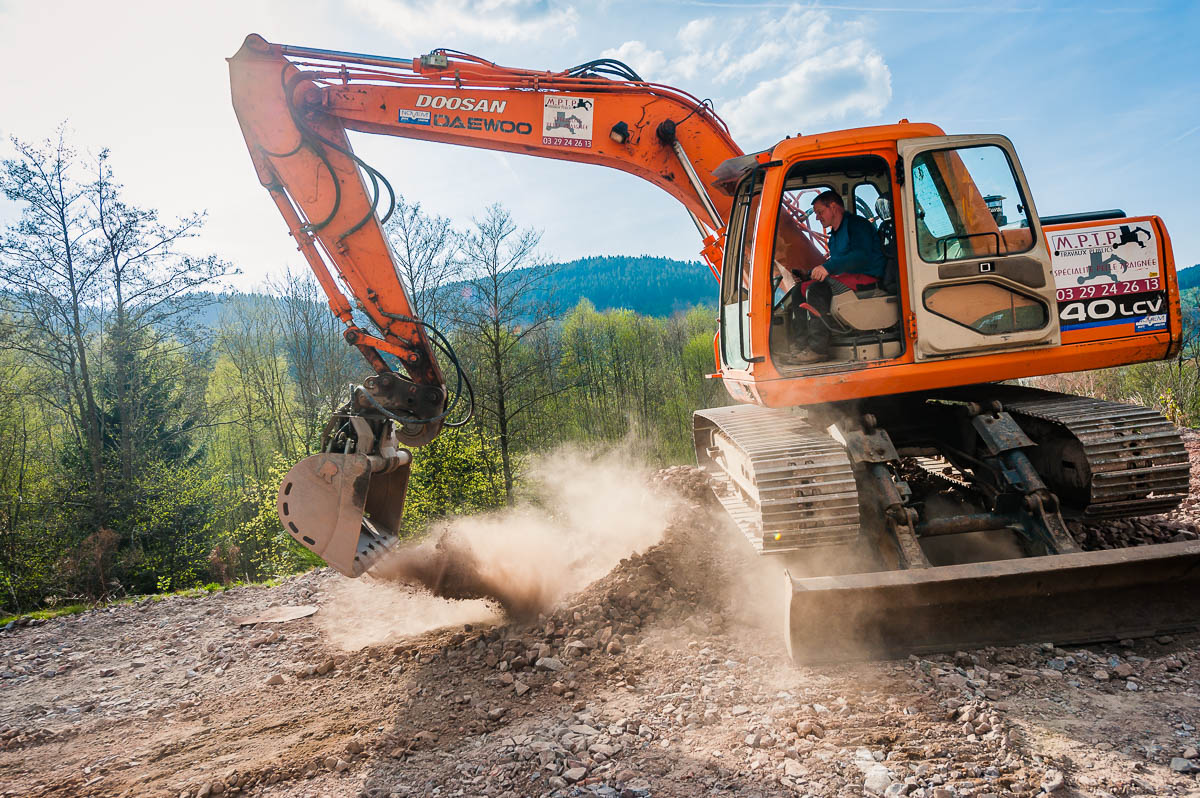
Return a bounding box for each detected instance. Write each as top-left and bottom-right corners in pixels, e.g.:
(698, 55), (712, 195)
(783, 190), (886, 364)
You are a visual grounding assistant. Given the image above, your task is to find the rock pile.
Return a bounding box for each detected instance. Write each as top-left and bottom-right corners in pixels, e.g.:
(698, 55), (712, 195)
(2, 453), (1199, 798)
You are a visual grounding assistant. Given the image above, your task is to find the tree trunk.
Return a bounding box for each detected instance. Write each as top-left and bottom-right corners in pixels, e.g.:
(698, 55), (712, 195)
(491, 318), (513, 504)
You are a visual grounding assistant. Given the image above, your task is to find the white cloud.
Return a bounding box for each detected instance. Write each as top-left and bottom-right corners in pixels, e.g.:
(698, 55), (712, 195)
(599, 41), (669, 80)
(348, 0), (578, 46)
(677, 17), (715, 48)
(712, 38), (791, 85)
(723, 43), (892, 140)
(626, 6), (892, 145)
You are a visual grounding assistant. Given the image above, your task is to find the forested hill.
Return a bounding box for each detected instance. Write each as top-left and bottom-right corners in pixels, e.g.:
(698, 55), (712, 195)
(1178, 263), (1200, 292)
(537, 255), (715, 316)
(186, 255), (716, 328)
(91, 258), (1200, 333)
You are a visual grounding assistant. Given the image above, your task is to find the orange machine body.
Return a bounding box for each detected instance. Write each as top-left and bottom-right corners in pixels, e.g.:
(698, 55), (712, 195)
(713, 125), (1181, 409)
(229, 36), (1180, 421)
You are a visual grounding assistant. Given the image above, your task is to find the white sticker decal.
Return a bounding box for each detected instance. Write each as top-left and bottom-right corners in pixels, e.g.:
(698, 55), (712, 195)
(543, 96), (594, 148)
(1048, 222), (1159, 294)
(1047, 221), (1167, 332)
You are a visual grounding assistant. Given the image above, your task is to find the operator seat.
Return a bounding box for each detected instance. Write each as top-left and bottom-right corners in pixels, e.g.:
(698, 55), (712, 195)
(826, 201), (901, 336)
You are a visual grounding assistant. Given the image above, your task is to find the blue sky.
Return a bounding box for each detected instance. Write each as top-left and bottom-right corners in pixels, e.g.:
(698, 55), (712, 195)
(1, 0), (1197, 290)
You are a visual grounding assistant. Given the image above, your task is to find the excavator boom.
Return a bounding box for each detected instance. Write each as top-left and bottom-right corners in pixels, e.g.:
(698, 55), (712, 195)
(228, 34), (743, 576)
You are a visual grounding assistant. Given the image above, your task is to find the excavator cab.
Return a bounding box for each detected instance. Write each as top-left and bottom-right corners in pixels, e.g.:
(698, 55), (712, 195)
(719, 132), (1064, 379)
(765, 154), (904, 365)
(701, 130), (1200, 662)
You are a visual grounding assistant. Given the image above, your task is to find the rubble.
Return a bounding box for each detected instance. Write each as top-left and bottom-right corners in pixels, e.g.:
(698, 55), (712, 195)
(1, 449), (1199, 797)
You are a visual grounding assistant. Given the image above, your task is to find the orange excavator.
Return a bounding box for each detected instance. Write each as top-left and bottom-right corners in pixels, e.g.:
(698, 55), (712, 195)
(228, 35), (1199, 662)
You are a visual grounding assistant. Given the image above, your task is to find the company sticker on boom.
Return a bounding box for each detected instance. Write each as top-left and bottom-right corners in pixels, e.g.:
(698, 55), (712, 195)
(543, 96), (594, 148)
(397, 109), (430, 126)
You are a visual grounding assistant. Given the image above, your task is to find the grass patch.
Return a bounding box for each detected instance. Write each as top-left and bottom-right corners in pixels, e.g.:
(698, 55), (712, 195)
(1, 602), (91, 626)
(1, 569), (316, 627)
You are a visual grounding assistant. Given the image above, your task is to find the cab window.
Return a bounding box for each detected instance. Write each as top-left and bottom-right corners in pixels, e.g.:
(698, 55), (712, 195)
(720, 171), (763, 368)
(854, 180), (885, 227)
(912, 145), (1034, 263)
(923, 282), (1048, 335)
(721, 173), (764, 305)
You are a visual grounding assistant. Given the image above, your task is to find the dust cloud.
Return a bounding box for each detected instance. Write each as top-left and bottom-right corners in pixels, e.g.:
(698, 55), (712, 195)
(324, 445), (676, 648)
(318, 579), (500, 651)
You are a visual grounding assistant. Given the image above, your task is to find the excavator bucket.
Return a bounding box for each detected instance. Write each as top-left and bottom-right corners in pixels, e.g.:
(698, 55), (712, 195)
(785, 540), (1200, 664)
(277, 452), (410, 577)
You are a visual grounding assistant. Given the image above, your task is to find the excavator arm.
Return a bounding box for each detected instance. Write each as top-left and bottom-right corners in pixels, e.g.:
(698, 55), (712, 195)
(227, 34), (743, 575)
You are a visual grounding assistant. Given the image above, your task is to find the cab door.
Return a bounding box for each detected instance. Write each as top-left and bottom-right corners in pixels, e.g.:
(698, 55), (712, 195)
(897, 135), (1060, 360)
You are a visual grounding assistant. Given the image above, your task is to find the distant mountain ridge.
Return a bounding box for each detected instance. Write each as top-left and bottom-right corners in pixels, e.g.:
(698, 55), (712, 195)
(532, 255), (715, 316)
(1178, 263), (1200, 292)
(184, 255), (717, 328)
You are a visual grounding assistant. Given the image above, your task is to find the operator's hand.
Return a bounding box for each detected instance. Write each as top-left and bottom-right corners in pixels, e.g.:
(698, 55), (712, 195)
(811, 265), (829, 282)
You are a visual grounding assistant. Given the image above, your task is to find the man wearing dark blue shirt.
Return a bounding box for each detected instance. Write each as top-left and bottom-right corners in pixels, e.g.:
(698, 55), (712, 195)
(785, 189), (886, 364)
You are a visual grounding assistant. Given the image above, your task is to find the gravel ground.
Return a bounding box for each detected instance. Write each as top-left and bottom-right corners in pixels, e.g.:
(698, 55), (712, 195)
(1, 444), (1198, 798)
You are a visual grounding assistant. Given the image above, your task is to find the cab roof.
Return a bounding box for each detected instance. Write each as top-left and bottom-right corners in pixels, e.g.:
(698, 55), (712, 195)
(711, 121), (945, 195)
(772, 121), (946, 161)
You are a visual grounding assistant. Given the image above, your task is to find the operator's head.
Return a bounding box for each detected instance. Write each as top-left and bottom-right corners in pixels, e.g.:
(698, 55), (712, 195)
(812, 190), (845, 230)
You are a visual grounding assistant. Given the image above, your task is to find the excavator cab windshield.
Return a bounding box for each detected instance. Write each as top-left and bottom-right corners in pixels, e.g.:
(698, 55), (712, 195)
(911, 144), (1035, 262)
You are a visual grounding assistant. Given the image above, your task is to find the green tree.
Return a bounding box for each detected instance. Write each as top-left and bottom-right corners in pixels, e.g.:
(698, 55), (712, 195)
(384, 196), (459, 331)
(402, 427), (506, 531)
(451, 204), (565, 503)
(118, 461), (226, 594)
(0, 131), (108, 518)
(92, 147), (229, 486)
(207, 298), (304, 481)
(218, 456), (321, 583)
(271, 270), (366, 455)
(0, 131), (229, 604)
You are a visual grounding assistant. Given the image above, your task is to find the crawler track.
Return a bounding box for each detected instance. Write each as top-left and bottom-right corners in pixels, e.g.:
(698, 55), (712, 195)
(693, 406), (859, 553)
(942, 386), (1194, 520)
(696, 392), (1198, 661)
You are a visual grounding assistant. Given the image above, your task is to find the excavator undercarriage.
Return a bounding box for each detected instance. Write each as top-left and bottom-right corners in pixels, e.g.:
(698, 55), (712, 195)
(694, 387), (1200, 663)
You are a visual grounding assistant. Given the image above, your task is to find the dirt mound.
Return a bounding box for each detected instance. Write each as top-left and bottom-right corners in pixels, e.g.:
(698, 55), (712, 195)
(365, 448), (679, 624)
(536, 466), (737, 643)
(366, 464), (733, 637)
